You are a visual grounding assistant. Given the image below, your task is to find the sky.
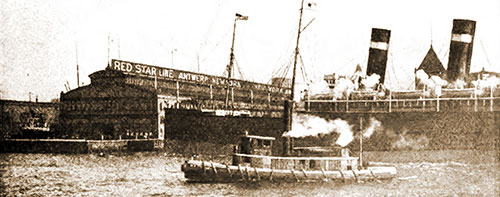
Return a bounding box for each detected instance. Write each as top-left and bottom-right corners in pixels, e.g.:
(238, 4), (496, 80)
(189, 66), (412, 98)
(1, 0), (499, 101)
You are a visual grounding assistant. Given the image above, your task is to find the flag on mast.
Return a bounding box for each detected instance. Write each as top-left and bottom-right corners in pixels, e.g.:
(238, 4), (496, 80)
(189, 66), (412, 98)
(235, 13), (248, 20)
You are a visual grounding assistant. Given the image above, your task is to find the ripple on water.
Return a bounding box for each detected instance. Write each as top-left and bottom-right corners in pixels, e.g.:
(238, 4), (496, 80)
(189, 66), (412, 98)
(0, 151), (499, 196)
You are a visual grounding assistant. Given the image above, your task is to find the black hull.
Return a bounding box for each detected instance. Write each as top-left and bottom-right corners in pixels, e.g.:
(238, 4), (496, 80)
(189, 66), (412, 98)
(299, 111), (499, 151)
(164, 108), (499, 151)
(164, 109), (285, 143)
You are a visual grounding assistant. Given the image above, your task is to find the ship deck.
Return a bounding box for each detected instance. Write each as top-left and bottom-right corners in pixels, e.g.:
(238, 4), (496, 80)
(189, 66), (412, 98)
(304, 96), (500, 113)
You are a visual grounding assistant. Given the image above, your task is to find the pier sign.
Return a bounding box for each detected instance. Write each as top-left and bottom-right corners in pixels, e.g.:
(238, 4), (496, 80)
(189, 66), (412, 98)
(109, 59), (290, 94)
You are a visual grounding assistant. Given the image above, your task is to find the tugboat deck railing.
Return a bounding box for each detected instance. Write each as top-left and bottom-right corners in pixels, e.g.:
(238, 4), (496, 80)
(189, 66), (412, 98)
(233, 153), (358, 161)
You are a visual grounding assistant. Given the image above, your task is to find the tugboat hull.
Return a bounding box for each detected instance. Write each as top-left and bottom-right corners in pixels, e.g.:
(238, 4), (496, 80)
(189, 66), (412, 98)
(181, 160), (397, 183)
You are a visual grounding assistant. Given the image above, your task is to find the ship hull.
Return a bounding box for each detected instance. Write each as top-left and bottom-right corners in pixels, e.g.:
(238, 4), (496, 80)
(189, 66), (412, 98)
(297, 111), (499, 151)
(181, 160), (397, 183)
(164, 108), (499, 151)
(164, 109), (286, 145)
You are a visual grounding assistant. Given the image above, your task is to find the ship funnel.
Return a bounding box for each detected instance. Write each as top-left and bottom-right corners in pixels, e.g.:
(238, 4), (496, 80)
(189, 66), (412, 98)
(366, 28), (391, 84)
(446, 19), (476, 82)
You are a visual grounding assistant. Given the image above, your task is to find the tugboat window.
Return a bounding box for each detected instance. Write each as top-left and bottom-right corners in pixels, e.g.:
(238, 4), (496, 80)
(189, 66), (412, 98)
(310, 160), (316, 169)
(257, 139), (263, 147)
(300, 160), (306, 168)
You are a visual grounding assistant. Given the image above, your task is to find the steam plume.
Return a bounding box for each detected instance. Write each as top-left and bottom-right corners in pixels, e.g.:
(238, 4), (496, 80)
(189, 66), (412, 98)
(430, 76), (448, 87)
(362, 117), (382, 138)
(282, 114), (353, 147)
(361, 74), (381, 90)
(308, 80), (330, 95)
(332, 77), (354, 99)
(471, 76), (500, 89)
(415, 69), (429, 83)
(447, 79), (466, 89)
(332, 119), (354, 147)
(415, 69), (448, 96)
(283, 114), (335, 138)
(392, 134), (430, 150)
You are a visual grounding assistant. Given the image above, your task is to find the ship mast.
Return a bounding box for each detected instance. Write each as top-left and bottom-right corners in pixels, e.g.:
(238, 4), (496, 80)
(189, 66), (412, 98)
(225, 13), (248, 108)
(75, 42), (80, 88)
(287, 0), (306, 130)
(291, 0), (305, 102)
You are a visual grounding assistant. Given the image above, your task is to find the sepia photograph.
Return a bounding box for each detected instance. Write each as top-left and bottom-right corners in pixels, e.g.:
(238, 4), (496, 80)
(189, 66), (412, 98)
(1, 0), (499, 196)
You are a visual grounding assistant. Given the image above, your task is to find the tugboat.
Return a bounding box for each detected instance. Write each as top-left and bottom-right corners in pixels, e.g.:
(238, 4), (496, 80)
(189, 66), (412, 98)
(181, 131), (397, 183)
(181, 0), (397, 183)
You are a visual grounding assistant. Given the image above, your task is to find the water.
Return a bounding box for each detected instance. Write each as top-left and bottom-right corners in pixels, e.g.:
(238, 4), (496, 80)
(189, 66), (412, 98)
(1, 150), (498, 196)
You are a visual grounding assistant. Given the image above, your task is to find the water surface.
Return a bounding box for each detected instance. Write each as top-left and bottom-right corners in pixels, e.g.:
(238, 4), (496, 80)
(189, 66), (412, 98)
(1, 150), (498, 196)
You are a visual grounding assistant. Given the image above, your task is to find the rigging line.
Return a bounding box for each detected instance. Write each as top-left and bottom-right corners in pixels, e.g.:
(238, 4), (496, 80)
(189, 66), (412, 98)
(436, 42), (443, 55)
(270, 16), (300, 81)
(281, 61), (293, 80)
(281, 53), (296, 78)
(199, 31), (231, 65)
(273, 60), (291, 85)
(441, 48), (449, 68)
(389, 51), (408, 80)
(234, 58), (246, 81)
(282, 53), (295, 77)
(272, 54), (294, 86)
(300, 18), (315, 33)
(271, 52), (294, 80)
(479, 38), (492, 68)
(271, 55), (294, 97)
(277, 53), (293, 77)
(298, 53), (309, 83)
(389, 51), (408, 90)
(275, 52), (295, 79)
(272, 24), (300, 69)
(404, 52), (416, 90)
(270, 62), (284, 80)
(193, 1), (224, 67)
(438, 42), (449, 61)
(407, 78), (416, 90)
(271, 30), (300, 78)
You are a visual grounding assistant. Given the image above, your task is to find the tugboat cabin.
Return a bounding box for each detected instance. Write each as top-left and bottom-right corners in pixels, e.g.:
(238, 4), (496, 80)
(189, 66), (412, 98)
(232, 133), (358, 171)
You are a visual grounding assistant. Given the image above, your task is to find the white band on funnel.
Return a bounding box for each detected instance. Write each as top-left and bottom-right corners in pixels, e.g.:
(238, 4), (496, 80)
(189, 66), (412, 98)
(370, 41), (389, 50)
(451, 33), (473, 43)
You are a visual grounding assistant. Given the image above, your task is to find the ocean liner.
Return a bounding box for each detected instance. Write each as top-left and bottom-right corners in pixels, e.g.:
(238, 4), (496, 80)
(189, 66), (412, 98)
(300, 19), (499, 151)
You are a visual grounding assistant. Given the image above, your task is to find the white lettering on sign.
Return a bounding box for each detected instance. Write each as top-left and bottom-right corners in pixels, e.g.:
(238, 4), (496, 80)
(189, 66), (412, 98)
(110, 59), (289, 93)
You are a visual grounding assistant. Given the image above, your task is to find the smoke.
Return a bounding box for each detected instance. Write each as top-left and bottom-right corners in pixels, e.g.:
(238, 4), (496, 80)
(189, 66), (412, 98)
(282, 114), (353, 147)
(430, 76), (448, 87)
(415, 69), (448, 96)
(283, 114), (336, 138)
(308, 80), (330, 95)
(361, 74), (380, 90)
(415, 69), (448, 88)
(332, 119), (354, 147)
(415, 69), (428, 82)
(282, 115), (383, 147)
(362, 117), (382, 138)
(392, 134), (430, 150)
(416, 69), (433, 87)
(332, 77), (354, 99)
(447, 79), (466, 89)
(471, 76), (500, 89)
